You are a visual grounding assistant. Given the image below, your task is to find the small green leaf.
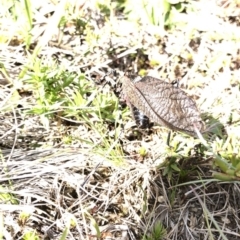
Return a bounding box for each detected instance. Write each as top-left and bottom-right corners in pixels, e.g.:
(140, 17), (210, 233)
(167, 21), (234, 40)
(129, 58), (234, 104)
(171, 163), (181, 172)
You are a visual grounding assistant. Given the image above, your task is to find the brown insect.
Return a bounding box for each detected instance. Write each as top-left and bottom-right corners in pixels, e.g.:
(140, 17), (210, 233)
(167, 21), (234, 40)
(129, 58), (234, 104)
(122, 75), (204, 136)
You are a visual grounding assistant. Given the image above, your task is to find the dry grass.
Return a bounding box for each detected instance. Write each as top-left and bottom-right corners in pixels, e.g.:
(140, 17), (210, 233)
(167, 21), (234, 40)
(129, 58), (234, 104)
(1, 0), (240, 239)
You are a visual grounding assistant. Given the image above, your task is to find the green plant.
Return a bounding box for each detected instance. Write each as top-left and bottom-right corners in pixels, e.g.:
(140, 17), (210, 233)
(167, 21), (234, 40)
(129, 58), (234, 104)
(6, 0), (33, 48)
(18, 212), (31, 226)
(89, 117), (125, 164)
(211, 136), (240, 181)
(22, 231), (39, 240)
(162, 154), (180, 179)
(59, 227), (69, 240)
(0, 186), (18, 204)
(122, 0), (190, 28)
(24, 60), (78, 126)
(96, 0), (125, 18)
(159, 134), (186, 179)
(194, 126), (240, 182)
(25, 59), (123, 121)
(142, 221), (167, 240)
(23, 58), (126, 161)
(139, 146), (148, 157)
(140, 184), (167, 240)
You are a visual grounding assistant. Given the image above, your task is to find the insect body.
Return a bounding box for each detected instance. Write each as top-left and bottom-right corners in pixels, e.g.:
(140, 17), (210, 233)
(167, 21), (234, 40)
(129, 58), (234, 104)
(131, 104), (151, 129)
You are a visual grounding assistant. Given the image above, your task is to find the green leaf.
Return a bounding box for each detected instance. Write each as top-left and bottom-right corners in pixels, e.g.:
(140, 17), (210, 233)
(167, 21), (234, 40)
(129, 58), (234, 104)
(171, 163), (181, 172)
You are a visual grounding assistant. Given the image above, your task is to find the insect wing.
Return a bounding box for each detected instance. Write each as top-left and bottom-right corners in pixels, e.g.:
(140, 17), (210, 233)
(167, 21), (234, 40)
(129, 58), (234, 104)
(134, 77), (204, 134)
